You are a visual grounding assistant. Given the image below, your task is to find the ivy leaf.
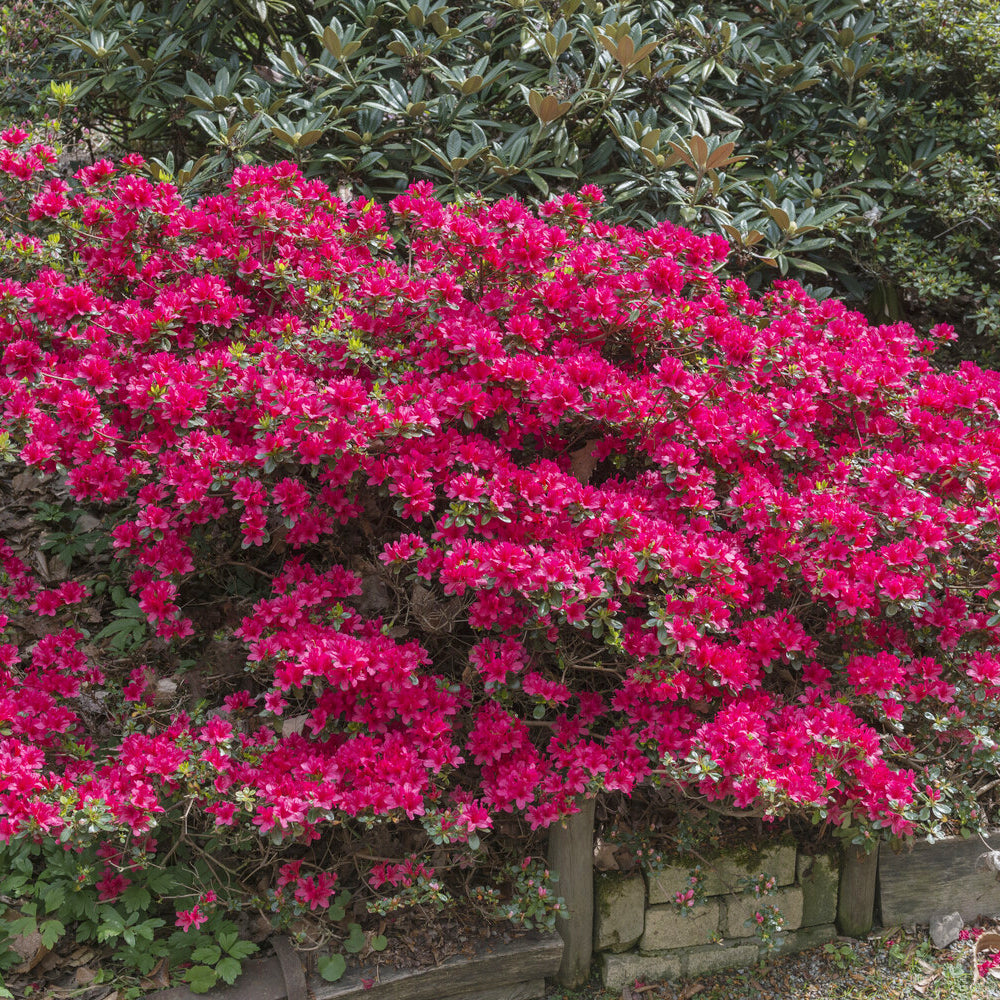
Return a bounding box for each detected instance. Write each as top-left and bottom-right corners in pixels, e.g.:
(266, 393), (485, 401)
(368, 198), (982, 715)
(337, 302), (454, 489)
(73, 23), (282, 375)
(344, 923), (365, 954)
(318, 953), (347, 982)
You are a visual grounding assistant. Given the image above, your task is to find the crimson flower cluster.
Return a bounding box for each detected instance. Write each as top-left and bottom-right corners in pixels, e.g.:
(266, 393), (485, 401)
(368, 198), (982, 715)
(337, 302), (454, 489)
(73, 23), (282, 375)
(2, 126), (1000, 883)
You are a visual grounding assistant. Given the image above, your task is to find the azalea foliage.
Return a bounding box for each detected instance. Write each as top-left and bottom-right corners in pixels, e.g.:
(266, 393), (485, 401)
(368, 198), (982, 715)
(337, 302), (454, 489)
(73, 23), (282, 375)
(2, 122), (1000, 914)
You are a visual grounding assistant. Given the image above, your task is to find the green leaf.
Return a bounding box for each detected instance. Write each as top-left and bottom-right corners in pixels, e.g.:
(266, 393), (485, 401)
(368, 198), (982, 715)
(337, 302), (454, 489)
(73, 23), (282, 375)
(43, 883), (66, 912)
(191, 944), (222, 965)
(227, 939), (259, 960)
(184, 966), (218, 994)
(318, 952), (347, 982)
(215, 956), (242, 985)
(39, 919), (65, 949)
(121, 885), (151, 914)
(344, 923), (365, 954)
(370, 934), (388, 952)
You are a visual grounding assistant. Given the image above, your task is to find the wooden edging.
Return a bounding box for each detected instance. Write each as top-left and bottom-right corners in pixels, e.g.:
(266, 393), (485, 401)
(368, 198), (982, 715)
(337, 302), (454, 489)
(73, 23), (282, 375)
(148, 934), (561, 1000)
(880, 834), (1000, 926)
(836, 845), (878, 938)
(312, 932), (563, 1000)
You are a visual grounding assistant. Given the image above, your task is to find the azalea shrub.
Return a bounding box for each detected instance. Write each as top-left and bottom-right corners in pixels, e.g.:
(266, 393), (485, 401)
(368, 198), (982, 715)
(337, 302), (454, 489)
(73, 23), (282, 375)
(2, 123), (1000, 972)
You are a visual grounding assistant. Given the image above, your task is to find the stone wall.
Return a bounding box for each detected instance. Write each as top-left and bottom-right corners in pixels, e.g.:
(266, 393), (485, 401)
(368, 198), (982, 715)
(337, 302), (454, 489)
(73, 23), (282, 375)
(593, 843), (840, 990)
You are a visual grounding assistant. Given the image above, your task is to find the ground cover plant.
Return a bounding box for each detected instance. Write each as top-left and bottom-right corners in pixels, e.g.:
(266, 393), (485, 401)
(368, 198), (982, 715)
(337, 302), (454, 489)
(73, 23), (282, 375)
(22, 0), (1000, 359)
(4, 126), (1000, 986)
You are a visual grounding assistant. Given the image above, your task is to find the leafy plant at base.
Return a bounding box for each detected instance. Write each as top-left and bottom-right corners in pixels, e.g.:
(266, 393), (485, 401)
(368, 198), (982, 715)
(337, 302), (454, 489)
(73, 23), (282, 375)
(0, 837), (259, 991)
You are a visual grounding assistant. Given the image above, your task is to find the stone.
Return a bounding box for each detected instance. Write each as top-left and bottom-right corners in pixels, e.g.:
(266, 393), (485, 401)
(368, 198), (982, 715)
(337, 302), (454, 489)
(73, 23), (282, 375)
(770, 923), (838, 957)
(640, 900), (721, 951)
(722, 886), (804, 938)
(929, 911), (964, 949)
(797, 851), (840, 927)
(684, 942), (760, 977)
(600, 951), (682, 990)
(153, 677), (178, 707)
(594, 872), (645, 953)
(646, 840), (796, 904)
(646, 865), (699, 906)
(703, 842), (798, 895)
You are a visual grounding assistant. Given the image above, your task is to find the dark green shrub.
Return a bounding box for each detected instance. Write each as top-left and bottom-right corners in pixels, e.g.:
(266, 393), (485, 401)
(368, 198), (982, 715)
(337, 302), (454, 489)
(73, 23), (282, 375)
(0, 0), (60, 117)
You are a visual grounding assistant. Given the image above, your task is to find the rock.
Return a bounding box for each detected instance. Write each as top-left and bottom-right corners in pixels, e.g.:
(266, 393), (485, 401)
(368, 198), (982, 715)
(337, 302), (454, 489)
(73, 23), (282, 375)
(770, 922), (838, 957)
(684, 942), (759, 976)
(722, 885), (803, 938)
(600, 951), (681, 990)
(640, 900), (720, 951)
(153, 678), (178, 707)
(593, 872), (645, 953)
(929, 911), (963, 949)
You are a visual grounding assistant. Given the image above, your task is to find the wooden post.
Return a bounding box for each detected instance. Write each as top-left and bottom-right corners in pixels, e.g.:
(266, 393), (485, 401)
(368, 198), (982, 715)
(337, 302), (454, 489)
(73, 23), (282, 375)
(836, 844), (878, 938)
(547, 796), (596, 988)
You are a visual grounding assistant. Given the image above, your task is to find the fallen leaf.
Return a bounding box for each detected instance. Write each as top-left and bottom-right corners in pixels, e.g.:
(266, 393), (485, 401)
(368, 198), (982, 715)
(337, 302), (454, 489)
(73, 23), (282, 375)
(677, 983), (704, 1000)
(75, 966), (98, 987)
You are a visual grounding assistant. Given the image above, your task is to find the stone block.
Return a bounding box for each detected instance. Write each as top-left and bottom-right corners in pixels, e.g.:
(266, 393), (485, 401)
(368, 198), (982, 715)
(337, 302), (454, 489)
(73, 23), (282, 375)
(701, 841), (798, 896)
(646, 841), (796, 905)
(770, 922), (837, 957)
(684, 942), (759, 977)
(594, 872), (645, 953)
(797, 850), (840, 927)
(722, 886), (803, 938)
(640, 900), (720, 951)
(646, 865), (698, 906)
(600, 951), (682, 990)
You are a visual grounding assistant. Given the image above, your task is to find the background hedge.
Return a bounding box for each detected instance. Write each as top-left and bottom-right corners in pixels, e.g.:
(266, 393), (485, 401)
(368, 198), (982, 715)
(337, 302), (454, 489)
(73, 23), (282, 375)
(5, 0), (1000, 359)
